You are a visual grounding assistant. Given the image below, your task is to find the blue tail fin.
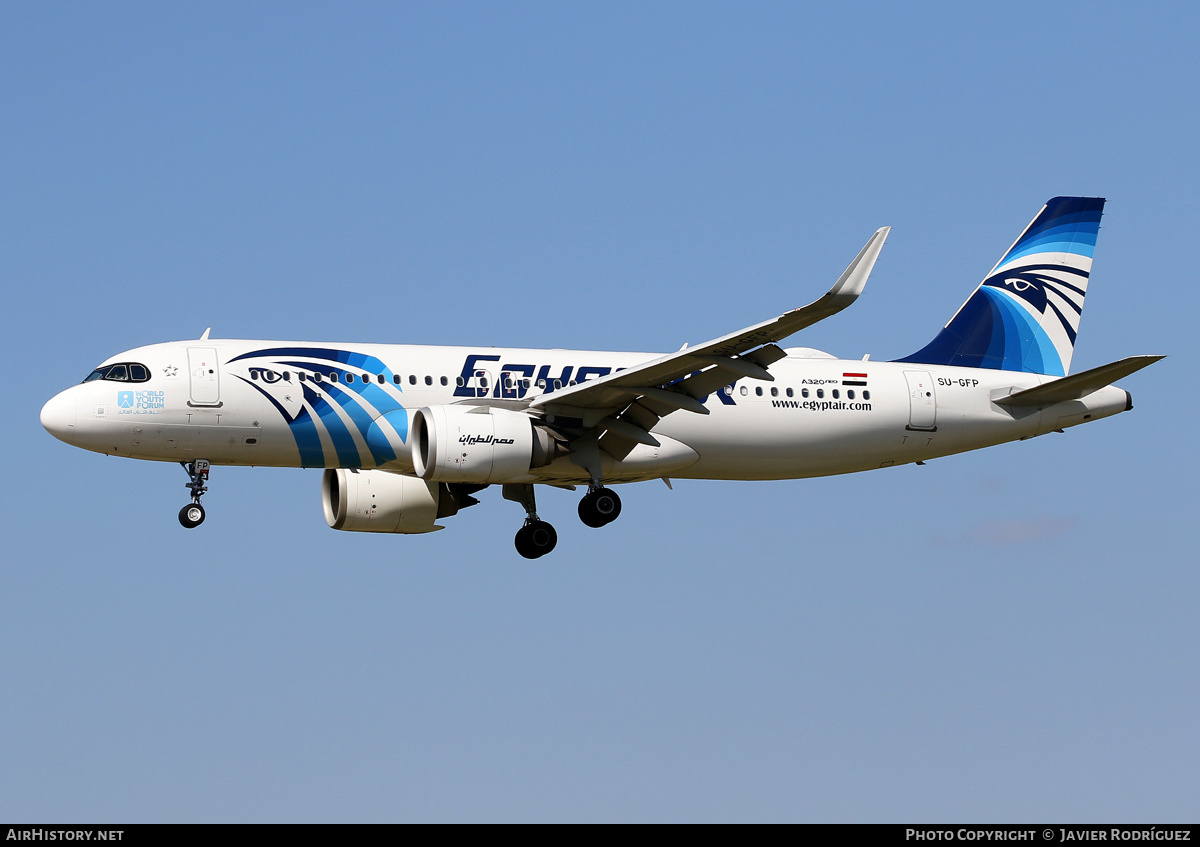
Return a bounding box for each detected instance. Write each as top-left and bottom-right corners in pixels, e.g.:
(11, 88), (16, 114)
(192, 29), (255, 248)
(895, 196), (1105, 376)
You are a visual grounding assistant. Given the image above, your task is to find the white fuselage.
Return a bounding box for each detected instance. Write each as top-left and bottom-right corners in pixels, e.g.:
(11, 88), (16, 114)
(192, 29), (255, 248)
(40, 339), (1131, 485)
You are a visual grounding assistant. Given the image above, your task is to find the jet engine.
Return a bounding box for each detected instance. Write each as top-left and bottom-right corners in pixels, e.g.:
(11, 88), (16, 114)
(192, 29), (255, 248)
(322, 468), (448, 534)
(410, 405), (564, 484)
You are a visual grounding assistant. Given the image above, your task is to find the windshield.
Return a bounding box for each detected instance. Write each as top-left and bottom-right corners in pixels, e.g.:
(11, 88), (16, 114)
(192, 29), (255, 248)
(82, 362), (150, 383)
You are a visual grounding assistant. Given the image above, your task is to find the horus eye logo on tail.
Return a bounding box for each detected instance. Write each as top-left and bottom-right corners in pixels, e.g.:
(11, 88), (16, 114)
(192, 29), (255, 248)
(984, 262), (1089, 345)
(897, 196), (1104, 376)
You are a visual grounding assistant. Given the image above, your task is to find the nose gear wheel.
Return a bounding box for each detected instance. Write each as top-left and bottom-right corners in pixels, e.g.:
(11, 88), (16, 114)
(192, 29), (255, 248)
(179, 502), (206, 528)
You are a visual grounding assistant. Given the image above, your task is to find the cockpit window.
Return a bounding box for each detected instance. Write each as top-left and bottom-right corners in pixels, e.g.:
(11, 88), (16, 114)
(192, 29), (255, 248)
(82, 362), (151, 383)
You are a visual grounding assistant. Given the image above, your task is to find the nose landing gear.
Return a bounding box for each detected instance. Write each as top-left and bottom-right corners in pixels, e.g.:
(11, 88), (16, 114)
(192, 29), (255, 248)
(178, 459), (210, 529)
(578, 486), (621, 528)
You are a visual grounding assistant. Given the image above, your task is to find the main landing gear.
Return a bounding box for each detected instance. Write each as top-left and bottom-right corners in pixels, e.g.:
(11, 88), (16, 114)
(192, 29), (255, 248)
(504, 481), (621, 558)
(503, 484), (558, 559)
(178, 459), (210, 529)
(578, 486), (621, 528)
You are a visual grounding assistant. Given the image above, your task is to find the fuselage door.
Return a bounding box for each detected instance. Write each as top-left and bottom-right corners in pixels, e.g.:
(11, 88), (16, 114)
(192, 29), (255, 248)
(904, 370), (937, 431)
(188, 347), (222, 406)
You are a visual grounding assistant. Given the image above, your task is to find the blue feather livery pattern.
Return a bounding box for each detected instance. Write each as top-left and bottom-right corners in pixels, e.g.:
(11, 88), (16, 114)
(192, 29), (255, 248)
(896, 196), (1104, 376)
(227, 347), (408, 468)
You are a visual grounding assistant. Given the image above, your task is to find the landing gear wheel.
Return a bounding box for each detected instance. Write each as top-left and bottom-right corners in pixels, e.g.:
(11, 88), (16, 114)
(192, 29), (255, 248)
(515, 520), (558, 559)
(578, 487), (621, 528)
(179, 502), (206, 529)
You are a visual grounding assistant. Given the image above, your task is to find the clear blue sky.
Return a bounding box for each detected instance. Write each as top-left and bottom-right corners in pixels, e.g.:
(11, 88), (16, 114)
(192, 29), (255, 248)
(2, 1), (1196, 822)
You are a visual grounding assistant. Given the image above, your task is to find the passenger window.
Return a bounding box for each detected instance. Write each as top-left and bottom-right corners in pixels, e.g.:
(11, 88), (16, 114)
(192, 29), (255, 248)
(740, 386), (748, 396)
(409, 375), (417, 385)
(848, 390), (855, 400)
(393, 375), (401, 384)
(755, 387), (763, 396)
(330, 373), (339, 383)
(313, 373), (322, 383)
(832, 389), (839, 399)
(425, 375), (432, 386)
(786, 388), (794, 398)
(298, 372), (307, 382)
(251, 370), (259, 380)
(816, 389), (824, 398)
(723, 385), (733, 395)
(457, 377), (466, 387)
(801, 388), (809, 398)
(345, 373), (355, 383)
(863, 390), (871, 400)
(770, 387), (778, 397)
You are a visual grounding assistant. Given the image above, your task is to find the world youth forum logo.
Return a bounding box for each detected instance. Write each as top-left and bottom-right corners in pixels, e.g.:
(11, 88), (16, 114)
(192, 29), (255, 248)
(117, 391), (134, 409)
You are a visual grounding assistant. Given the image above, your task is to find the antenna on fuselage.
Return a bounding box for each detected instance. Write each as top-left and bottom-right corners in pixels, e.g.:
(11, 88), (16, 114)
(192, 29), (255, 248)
(199, 327), (211, 341)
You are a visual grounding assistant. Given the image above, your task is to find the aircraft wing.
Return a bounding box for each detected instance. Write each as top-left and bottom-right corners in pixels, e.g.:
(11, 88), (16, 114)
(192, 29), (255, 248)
(530, 226), (890, 458)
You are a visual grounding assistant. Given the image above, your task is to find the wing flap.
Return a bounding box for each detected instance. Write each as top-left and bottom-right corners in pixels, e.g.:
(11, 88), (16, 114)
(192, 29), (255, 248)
(603, 385), (710, 415)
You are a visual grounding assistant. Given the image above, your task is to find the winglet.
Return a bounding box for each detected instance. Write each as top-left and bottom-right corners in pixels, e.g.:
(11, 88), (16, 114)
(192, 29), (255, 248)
(824, 226), (890, 307)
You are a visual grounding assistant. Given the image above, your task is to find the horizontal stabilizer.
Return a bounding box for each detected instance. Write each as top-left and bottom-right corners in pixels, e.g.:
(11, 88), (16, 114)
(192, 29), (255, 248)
(994, 355), (1164, 407)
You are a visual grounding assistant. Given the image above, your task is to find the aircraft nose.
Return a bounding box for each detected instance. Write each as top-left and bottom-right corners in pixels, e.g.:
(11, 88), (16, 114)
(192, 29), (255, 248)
(40, 390), (76, 442)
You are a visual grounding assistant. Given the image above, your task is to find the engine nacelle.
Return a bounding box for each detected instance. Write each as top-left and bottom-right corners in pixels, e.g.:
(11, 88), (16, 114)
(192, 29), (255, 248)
(322, 468), (442, 534)
(411, 405), (561, 484)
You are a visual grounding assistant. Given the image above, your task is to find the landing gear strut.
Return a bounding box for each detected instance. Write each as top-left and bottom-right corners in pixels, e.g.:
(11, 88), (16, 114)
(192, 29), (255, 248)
(503, 484), (557, 559)
(178, 459), (210, 529)
(578, 485), (621, 528)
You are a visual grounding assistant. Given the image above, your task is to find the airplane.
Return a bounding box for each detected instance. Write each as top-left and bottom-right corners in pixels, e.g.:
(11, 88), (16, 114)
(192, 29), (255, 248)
(40, 197), (1162, 558)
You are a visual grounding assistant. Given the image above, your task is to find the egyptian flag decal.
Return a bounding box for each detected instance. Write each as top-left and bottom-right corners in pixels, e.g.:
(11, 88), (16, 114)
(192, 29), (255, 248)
(842, 372), (868, 387)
